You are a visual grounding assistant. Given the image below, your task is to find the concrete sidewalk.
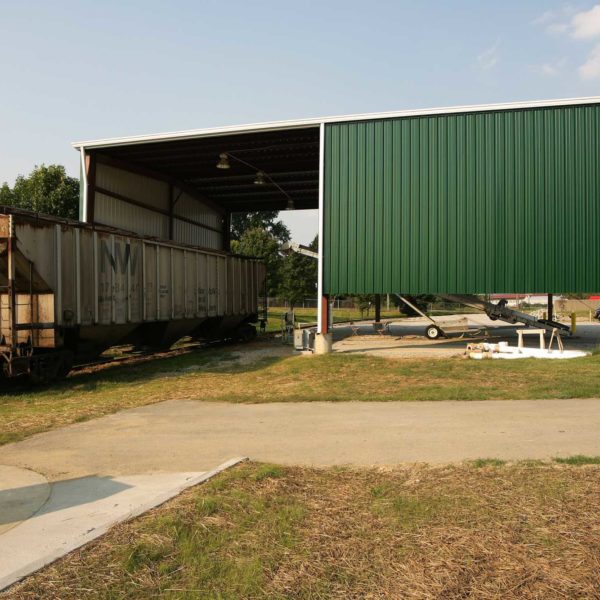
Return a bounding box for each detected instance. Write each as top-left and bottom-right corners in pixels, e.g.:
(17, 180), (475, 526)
(2, 398), (600, 479)
(0, 459), (243, 591)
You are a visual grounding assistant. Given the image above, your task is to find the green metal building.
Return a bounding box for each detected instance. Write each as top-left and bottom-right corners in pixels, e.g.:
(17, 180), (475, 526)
(323, 103), (600, 297)
(74, 96), (600, 342)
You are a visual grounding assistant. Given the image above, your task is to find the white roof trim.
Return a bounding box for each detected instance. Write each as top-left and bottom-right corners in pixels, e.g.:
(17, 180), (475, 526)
(72, 96), (600, 150)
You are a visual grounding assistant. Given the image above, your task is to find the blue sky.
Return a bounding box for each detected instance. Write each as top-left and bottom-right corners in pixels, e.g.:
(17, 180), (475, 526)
(2, 0), (600, 242)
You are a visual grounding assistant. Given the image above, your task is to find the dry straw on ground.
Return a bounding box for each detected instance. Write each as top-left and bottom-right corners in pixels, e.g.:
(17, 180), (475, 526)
(5, 461), (600, 599)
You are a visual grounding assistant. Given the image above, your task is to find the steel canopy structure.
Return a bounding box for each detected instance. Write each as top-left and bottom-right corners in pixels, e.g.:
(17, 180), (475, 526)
(80, 128), (320, 214)
(74, 95), (600, 340)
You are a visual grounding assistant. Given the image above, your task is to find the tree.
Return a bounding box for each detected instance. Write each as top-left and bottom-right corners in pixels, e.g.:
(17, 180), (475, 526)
(0, 183), (12, 205)
(0, 165), (79, 219)
(278, 236), (318, 308)
(231, 227), (283, 296)
(230, 211), (290, 243)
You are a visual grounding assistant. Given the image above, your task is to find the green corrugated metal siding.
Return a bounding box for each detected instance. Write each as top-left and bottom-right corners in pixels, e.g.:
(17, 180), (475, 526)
(323, 103), (600, 295)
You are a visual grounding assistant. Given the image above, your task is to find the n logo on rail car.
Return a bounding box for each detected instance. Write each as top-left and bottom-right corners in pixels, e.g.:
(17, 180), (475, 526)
(100, 241), (139, 275)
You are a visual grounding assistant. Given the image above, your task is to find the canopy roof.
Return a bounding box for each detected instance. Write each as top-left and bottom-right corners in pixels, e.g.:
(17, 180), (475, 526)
(73, 96), (600, 214)
(89, 127), (320, 212)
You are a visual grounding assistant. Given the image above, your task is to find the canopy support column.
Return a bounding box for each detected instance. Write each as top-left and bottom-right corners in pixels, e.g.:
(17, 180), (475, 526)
(375, 294), (381, 322)
(315, 122), (331, 354)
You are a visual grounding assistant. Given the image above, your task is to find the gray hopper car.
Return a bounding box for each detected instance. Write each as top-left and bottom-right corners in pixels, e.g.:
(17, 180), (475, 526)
(0, 208), (265, 381)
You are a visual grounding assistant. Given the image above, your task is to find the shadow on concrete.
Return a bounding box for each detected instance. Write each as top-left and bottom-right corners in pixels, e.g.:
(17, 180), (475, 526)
(0, 476), (132, 525)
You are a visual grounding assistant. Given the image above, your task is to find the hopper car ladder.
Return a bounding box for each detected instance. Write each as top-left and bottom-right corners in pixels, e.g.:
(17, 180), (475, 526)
(0, 217), (36, 378)
(0, 215), (67, 381)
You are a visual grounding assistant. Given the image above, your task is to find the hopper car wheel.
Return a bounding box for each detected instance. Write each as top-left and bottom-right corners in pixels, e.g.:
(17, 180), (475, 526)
(29, 349), (73, 384)
(425, 325), (442, 340)
(57, 350), (74, 379)
(29, 354), (60, 385)
(237, 324), (257, 343)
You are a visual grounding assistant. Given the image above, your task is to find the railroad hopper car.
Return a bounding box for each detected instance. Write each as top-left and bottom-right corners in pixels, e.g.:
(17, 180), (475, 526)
(0, 208), (265, 380)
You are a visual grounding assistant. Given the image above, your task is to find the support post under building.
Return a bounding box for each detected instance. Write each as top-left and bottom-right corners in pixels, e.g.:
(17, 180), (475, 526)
(315, 122), (332, 354)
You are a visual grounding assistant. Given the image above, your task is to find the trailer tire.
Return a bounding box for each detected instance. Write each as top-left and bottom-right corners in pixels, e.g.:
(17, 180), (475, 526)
(425, 325), (442, 340)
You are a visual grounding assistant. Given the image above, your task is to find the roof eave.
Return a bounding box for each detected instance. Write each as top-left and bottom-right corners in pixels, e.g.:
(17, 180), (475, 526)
(72, 95), (600, 151)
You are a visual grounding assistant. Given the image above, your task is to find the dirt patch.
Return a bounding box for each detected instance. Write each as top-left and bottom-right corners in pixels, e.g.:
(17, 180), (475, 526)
(228, 341), (295, 366)
(334, 334), (469, 359)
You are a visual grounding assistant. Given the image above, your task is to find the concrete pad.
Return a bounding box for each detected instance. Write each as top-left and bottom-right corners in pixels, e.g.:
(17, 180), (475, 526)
(0, 457), (244, 591)
(0, 466), (50, 535)
(331, 314), (600, 358)
(314, 332), (333, 354)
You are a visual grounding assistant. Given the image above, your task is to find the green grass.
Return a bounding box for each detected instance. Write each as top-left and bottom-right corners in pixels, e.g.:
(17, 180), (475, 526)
(3, 341), (600, 446)
(8, 461), (600, 599)
(253, 464), (287, 481)
(470, 458), (507, 468)
(390, 494), (448, 528)
(117, 464), (306, 598)
(553, 455), (600, 465)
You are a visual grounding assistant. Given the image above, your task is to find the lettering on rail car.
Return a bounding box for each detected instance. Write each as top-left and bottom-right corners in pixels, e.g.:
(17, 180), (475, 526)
(100, 241), (139, 275)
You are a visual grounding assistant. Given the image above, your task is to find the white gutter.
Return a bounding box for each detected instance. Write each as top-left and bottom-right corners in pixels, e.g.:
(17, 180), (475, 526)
(79, 148), (88, 222)
(317, 123), (325, 334)
(72, 96), (600, 150)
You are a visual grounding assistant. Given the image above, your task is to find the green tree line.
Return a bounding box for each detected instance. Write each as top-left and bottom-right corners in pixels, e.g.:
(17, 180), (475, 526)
(230, 217), (317, 307)
(1, 164), (80, 220)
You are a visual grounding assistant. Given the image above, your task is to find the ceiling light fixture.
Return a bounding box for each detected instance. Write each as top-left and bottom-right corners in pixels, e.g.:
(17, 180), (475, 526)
(216, 153), (230, 169)
(216, 151), (295, 210)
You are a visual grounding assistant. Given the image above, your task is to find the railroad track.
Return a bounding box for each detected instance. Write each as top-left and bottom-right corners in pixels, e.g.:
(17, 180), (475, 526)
(69, 342), (220, 375)
(68, 332), (278, 376)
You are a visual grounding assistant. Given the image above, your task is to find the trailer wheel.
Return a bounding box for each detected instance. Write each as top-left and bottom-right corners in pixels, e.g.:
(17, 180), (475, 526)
(425, 325), (442, 340)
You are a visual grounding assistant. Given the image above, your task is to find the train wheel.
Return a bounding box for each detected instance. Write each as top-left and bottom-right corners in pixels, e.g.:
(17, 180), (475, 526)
(425, 325), (442, 340)
(29, 350), (70, 384)
(57, 350), (74, 379)
(236, 324), (257, 342)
